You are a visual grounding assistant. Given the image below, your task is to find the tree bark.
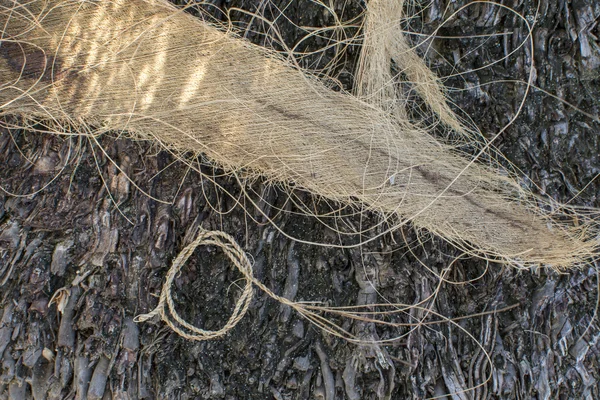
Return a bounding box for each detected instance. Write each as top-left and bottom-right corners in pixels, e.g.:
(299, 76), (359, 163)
(0, 0), (598, 398)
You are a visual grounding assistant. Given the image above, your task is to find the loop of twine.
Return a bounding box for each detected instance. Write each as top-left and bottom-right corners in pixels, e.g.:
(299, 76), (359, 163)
(135, 227), (326, 341)
(134, 229), (254, 341)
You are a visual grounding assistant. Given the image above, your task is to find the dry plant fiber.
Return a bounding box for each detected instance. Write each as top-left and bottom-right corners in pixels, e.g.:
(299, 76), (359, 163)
(0, 0), (596, 269)
(355, 0), (464, 133)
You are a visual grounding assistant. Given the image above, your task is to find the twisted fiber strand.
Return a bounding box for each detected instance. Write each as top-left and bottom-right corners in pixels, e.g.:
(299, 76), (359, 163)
(135, 229), (254, 341)
(135, 227), (348, 341)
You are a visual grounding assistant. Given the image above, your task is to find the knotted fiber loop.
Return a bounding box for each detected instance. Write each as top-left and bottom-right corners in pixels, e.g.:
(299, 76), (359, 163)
(134, 229), (254, 341)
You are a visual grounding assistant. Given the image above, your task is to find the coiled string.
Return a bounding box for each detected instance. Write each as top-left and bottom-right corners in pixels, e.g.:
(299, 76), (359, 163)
(134, 229), (254, 341)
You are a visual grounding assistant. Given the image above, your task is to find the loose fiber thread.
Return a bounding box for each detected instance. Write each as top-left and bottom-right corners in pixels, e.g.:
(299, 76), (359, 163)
(0, 0), (595, 268)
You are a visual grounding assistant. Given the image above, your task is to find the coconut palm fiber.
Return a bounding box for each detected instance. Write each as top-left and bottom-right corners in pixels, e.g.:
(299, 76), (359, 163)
(0, 0), (595, 268)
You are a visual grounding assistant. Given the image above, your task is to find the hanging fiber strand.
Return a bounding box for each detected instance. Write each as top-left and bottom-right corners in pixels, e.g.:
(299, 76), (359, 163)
(0, 0), (596, 270)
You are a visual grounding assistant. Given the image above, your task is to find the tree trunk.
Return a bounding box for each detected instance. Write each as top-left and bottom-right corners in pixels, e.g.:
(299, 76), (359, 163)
(0, 0), (598, 398)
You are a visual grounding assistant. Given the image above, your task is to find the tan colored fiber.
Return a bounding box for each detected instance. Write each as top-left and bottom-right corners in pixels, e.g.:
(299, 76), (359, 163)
(356, 0), (464, 133)
(0, 0), (595, 268)
(134, 229), (254, 341)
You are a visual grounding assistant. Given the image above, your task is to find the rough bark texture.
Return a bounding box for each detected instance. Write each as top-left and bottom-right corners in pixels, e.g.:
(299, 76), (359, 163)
(0, 0), (599, 399)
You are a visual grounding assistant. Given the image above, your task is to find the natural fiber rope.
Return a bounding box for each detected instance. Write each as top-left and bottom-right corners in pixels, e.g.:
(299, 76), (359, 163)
(134, 226), (332, 340)
(134, 229), (254, 341)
